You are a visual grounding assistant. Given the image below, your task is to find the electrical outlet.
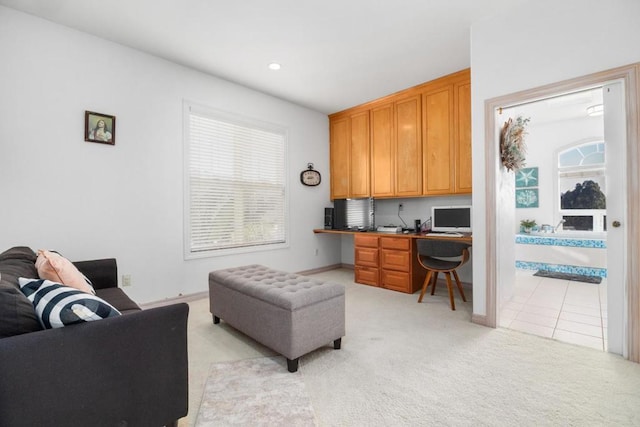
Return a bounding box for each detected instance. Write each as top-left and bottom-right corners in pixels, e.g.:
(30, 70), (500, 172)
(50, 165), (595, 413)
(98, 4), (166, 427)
(398, 203), (404, 211)
(122, 274), (132, 287)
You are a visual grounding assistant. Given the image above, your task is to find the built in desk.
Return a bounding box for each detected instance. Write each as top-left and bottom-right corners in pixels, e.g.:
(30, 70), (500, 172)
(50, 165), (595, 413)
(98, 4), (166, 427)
(313, 229), (472, 294)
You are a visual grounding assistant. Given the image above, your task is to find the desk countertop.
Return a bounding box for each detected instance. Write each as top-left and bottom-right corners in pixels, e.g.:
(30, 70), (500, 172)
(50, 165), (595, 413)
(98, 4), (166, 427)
(313, 228), (473, 243)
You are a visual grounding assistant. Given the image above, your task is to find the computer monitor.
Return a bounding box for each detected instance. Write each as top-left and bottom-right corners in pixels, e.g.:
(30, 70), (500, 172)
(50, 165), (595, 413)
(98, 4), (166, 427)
(431, 205), (472, 233)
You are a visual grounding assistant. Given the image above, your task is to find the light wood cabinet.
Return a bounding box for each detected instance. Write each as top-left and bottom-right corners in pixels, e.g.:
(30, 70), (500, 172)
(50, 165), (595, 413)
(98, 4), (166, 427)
(354, 234), (379, 287)
(371, 96), (422, 198)
(370, 103), (395, 198)
(455, 81), (472, 193)
(379, 236), (425, 293)
(422, 85), (454, 195)
(329, 116), (350, 200)
(350, 111), (370, 198)
(354, 235), (426, 294)
(394, 95), (422, 196)
(329, 111), (371, 200)
(329, 68), (471, 199)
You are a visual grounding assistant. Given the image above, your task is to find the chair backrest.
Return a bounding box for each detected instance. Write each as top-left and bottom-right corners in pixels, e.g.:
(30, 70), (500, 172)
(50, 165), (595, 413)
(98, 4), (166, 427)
(416, 239), (470, 258)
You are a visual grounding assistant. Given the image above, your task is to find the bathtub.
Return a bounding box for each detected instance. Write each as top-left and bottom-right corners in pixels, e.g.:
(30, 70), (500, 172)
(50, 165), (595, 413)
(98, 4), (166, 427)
(515, 232), (607, 278)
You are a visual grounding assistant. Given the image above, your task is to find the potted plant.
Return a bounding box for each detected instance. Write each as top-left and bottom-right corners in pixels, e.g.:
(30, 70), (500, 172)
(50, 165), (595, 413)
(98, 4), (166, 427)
(520, 219), (537, 233)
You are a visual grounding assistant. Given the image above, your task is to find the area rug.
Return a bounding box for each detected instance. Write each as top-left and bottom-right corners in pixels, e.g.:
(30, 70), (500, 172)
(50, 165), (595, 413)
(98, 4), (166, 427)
(534, 269), (602, 284)
(195, 356), (317, 426)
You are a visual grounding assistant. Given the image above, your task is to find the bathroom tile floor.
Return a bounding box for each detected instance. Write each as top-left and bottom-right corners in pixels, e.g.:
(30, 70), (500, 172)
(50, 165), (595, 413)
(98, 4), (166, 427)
(500, 269), (607, 351)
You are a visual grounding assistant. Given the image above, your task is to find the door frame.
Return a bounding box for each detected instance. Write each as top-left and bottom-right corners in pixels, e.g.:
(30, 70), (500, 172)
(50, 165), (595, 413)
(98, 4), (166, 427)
(483, 63), (640, 361)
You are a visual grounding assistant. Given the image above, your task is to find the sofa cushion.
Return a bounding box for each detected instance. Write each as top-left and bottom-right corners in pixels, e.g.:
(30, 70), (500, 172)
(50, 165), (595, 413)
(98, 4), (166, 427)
(0, 247), (43, 337)
(19, 278), (121, 329)
(0, 246), (38, 287)
(0, 284), (43, 337)
(96, 287), (141, 313)
(36, 250), (95, 294)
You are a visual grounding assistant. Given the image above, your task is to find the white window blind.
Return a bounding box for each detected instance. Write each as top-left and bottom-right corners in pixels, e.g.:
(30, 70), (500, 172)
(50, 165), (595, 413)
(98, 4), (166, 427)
(185, 103), (287, 256)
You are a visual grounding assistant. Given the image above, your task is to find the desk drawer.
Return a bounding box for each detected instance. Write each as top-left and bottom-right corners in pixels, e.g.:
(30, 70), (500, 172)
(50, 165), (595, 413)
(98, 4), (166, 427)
(355, 267), (379, 286)
(381, 249), (410, 272)
(380, 237), (410, 250)
(355, 234), (379, 248)
(381, 269), (410, 292)
(355, 247), (379, 267)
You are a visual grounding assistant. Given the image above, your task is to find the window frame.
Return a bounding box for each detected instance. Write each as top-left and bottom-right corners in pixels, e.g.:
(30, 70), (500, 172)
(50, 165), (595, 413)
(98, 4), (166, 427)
(183, 101), (289, 259)
(555, 139), (606, 233)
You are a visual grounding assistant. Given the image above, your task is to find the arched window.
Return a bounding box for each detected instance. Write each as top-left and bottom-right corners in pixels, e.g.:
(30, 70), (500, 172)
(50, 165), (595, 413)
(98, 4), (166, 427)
(557, 141), (606, 232)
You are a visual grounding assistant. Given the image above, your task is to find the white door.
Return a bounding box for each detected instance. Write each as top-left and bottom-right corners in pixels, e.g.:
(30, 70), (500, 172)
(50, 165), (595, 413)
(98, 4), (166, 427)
(603, 80), (627, 356)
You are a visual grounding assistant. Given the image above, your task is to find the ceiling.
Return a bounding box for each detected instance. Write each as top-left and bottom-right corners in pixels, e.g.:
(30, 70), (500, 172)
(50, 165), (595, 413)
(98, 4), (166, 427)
(504, 87), (604, 126)
(0, 0), (530, 114)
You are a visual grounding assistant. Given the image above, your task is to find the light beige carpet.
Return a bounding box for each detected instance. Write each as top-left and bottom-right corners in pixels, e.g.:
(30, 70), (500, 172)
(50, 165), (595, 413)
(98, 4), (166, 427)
(186, 268), (640, 426)
(195, 356), (316, 426)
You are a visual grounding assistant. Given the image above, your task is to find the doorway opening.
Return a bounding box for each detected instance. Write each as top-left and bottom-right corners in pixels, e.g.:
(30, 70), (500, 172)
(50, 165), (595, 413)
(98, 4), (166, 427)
(481, 64), (640, 361)
(497, 87), (608, 351)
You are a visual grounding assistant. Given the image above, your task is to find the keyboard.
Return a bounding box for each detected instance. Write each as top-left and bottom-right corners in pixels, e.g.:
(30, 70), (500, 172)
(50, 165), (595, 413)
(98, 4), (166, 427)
(426, 232), (464, 237)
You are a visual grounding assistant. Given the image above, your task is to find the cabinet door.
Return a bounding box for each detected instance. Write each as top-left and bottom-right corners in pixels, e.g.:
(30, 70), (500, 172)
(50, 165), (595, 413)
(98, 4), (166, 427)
(455, 81), (472, 193)
(355, 234), (379, 248)
(330, 116), (350, 200)
(355, 247), (379, 268)
(422, 85), (454, 195)
(371, 103), (395, 197)
(355, 266), (379, 286)
(381, 269), (411, 292)
(395, 95), (422, 196)
(381, 249), (411, 272)
(380, 237), (410, 251)
(350, 111), (370, 198)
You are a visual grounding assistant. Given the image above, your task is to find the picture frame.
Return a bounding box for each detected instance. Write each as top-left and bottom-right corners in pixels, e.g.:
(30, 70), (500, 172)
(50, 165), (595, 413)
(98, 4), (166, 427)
(516, 188), (539, 208)
(85, 111), (115, 145)
(515, 166), (538, 188)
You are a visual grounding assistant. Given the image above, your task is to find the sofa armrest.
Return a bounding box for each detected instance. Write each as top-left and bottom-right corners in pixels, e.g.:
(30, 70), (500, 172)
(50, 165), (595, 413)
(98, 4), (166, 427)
(73, 258), (117, 290)
(0, 303), (189, 427)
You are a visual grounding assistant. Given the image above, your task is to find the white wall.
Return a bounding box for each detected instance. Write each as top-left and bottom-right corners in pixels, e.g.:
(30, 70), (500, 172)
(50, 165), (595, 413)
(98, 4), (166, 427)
(0, 7), (341, 304)
(471, 0), (640, 316)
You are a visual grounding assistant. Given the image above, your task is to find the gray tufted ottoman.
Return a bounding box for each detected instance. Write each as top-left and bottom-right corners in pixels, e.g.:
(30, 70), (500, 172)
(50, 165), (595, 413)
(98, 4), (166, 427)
(208, 264), (345, 372)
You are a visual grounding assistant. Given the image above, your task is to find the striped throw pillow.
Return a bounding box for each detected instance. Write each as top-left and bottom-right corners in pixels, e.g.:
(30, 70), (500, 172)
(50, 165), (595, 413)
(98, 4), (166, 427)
(18, 278), (121, 329)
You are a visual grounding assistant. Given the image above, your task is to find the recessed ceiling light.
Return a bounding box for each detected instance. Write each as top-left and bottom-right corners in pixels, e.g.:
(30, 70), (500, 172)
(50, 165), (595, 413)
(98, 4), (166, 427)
(586, 104), (603, 116)
(268, 62), (281, 71)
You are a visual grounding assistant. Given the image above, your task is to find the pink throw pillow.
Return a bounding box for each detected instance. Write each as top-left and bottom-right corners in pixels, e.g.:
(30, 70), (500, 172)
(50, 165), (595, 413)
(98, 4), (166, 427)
(35, 250), (95, 294)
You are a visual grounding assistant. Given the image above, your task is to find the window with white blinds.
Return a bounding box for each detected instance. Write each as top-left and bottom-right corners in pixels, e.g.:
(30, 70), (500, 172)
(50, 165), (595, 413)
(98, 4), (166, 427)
(184, 103), (288, 257)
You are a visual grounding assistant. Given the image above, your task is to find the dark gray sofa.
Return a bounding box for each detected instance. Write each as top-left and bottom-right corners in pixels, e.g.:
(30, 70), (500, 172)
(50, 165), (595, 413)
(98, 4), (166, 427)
(0, 246), (189, 427)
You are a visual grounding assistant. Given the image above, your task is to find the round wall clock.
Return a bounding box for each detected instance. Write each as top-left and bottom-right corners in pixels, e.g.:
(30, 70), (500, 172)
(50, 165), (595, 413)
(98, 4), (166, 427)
(300, 163), (321, 186)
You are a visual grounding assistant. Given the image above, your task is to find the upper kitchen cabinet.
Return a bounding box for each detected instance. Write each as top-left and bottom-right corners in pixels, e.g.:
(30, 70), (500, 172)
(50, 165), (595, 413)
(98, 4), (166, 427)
(394, 95), (423, 196)
(421, 70), (471, 195)
(350, 111), (371, 198)
(329, 110), (370, 200)
(454, 80), (472, 193)
(422, 84), (454, 195)
(370, 103), (395, 198)
(371, 95), (423, 198)
(329, 68), (471, 199)
(329, 115), (350, 200)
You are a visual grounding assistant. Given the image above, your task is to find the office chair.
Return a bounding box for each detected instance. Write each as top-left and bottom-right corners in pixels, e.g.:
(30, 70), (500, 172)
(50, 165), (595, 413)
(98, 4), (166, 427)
(416, 239), (471, 310)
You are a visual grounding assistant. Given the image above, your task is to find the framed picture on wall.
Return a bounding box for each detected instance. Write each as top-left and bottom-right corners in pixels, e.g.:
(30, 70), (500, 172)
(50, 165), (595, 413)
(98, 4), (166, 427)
(515, 167), (538, 188)
(516, 188), (539, 208)
(84, 111), (115, 145)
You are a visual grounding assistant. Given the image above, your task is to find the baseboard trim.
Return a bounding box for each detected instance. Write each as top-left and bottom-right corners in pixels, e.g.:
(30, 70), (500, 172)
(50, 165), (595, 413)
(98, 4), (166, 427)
(141, 264), (355, 309)
(471, 313), (489, 326)
(140, 290), (209, 309)
(296, 263), (353, 275)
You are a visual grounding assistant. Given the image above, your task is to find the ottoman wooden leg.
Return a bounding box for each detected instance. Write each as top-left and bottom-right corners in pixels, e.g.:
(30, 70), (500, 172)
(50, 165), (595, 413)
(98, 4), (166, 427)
(334, 338), (342, 349)
(213, 315), (220, 324)
(287, 358), (299, 373)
